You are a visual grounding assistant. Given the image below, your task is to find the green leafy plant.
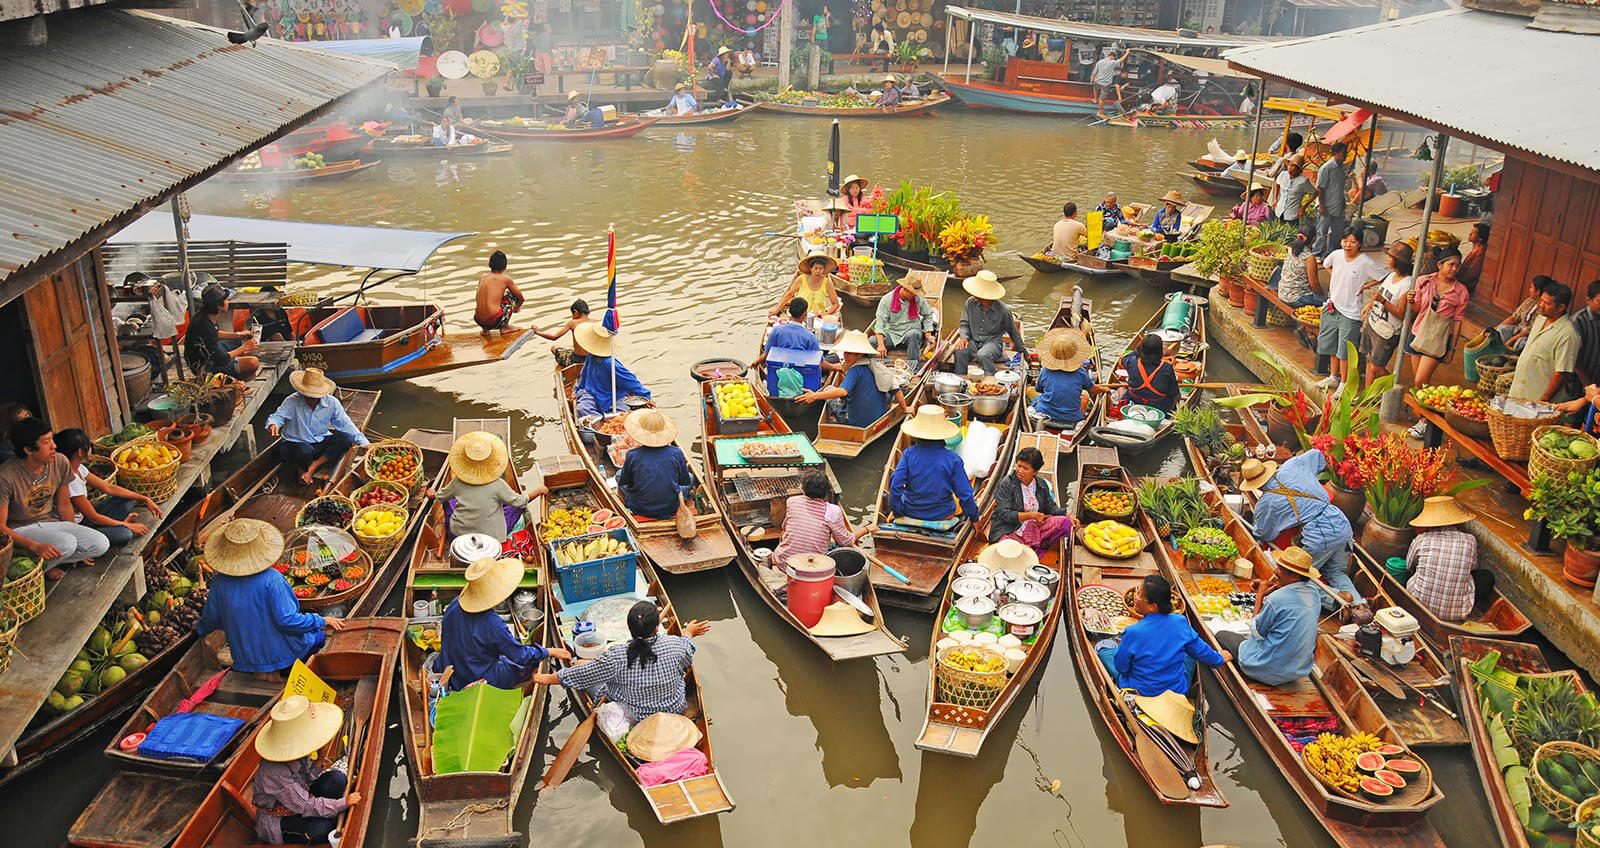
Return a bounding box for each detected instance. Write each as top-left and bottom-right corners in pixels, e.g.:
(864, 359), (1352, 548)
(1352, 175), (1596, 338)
(1442, 164), (1485, 192)
(1177, 525), (1238, 563)
(1173, 404), (1233, 459)
(420, 13), (457, 53)
(892, 40), (922, 66)
(1191, 219), (1255, 281)
(980, 42), (1007, 69)
(1355, 432), (1491, 526)
(431, 684), (525, 774)
(1527, 468), (1600, 552)
(873, 181), (964, 256)
(1255, 219), (1298, 246)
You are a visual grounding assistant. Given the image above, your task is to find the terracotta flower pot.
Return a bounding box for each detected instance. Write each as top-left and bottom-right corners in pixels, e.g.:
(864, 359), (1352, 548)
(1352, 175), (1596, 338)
(1438, 192), (1465, 218)
(1242, 286), (1260, 314)
(1563, 544), (1600, 588)
(1224, 276), (1246, 307)
(158, 425), (195, 462)
(1328, 483), (1367, 531)
(177, 412), (213, 443)
(1361, 518), (1415, 565)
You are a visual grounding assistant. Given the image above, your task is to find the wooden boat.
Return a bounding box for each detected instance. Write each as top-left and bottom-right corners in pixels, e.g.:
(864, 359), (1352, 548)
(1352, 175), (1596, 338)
(287, 303), (536, 386)
(1060, 447), (1228, 804)
(1084, 295), (1206, 456)
(1020, 247), (1124, 277)
(1188, 171), (1245, 197)
(70, 621), (402, 848)
(477, 116), (659, 140)
(397, 418), (549, 848)
(1171, 492), (1445, 846)
(699, 378), (906, 660)
(1025, 291), (1104, 447)
(363, 138), (514, 159)
(1190, 156), (1272, 173)
(1452, 636), (1562, 848)
(282, 123), (385, 160)
(753, 93), (949, 117)
(554, 361), (738, 574)
(791, 197), (953, 284)
(643, 102), (757, 125)
(939, 72), (1098, 116)
(165, 617), (403, 848)
(539, 455), (734, 823)
(813, 271), (953, 458)
(1349, 545), (1533, 649)
(1104, 111), (1250, 130)
(212, 159), (379, 184)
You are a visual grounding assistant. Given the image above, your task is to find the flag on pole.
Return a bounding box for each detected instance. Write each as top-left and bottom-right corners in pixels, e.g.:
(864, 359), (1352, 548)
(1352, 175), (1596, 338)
(602, 225), (620, 333)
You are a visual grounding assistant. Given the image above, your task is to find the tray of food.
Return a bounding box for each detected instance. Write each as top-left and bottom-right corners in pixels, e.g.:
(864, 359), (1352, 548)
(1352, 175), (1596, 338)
(738, 439), (805, 464)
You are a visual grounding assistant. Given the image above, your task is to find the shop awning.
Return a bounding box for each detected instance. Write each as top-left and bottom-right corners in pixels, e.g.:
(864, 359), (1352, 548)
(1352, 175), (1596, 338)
(0, 10), (393, 298)
(1137, 51), (1255, 78)
(109, 214), (472, 273)
(311, 36), (433, 71)
(1282, 0), (1380, 8)
(944, 6), (1284, 49)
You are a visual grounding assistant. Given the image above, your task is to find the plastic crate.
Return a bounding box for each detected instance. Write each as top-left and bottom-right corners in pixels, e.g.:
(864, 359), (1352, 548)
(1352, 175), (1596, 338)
(548, 527), (638, 603)
(764, 346), (823, 395)
(710, 379), (763, 434)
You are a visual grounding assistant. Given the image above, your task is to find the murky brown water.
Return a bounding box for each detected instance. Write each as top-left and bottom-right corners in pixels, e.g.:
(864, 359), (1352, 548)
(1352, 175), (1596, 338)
(14, 113), (1495, 847)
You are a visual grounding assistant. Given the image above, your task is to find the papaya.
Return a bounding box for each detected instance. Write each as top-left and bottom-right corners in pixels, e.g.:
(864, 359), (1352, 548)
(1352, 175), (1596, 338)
(1539, 757), (1576, 791)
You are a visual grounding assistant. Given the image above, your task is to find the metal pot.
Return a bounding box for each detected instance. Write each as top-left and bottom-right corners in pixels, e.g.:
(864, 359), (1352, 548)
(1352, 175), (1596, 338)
(998, 603), (1044, 639)
(953, 595), (996, 629)
(993, 369), (1023, 387)
(938, 391), (973, 419)
(828, 548), (869, 597)
(955, 562), (991, 582)
(450, 533), (501, 569)
(1004, 580), (1052, 613)
(931, 371), (966, 396)
(969, 387), (1011, 418)
(1025, 564), (1060, 590)
(951, 576), (994, 600)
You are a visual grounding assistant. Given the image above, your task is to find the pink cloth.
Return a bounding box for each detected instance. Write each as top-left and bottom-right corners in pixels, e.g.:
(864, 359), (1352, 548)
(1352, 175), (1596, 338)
(637, 747), (710, 786)
(1004, 514), (1073, 558)
(891, 285), (919, 322)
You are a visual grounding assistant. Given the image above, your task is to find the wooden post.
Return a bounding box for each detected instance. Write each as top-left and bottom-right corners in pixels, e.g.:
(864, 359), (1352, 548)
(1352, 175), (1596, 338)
(807, 21), (821, 88)
(779, 0), (794, 90)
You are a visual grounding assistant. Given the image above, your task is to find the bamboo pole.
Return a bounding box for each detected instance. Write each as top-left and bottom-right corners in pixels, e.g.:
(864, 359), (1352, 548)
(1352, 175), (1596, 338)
(1381, 133), (1449, 424)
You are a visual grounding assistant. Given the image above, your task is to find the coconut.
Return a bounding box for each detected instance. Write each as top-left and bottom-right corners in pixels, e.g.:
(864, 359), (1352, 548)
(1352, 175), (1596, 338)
(169, 575), (193, 597)
(46, 691), (68, 712)
(1375, 769), (1406, 788)
(1359, 776), (1394, 799)
(146, 590), (172, 610)
(116, 641), (137, 658)
(55, 671), (84, 697)
(69, 658), (92, 675)
(146, 609), (161, 626)
(87, 627), (112, 654)
(99, 665), (128, 689)
(119, 653), (149, 672)
(63, 694), (85, 710)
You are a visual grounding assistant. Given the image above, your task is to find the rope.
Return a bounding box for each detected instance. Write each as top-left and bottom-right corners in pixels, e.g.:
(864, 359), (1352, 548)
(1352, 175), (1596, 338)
(416, 799), (510, 838)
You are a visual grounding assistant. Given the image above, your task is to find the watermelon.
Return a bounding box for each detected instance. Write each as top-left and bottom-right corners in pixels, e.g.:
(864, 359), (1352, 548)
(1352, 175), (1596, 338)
(603, 516), (626, 530)
(1359, 777), (1394, 799)
(1355, 751), (1387, 773)
(1375, 769), (1406, 788)
(1385, 758), (1422, 775)
(1376, 744), (1405, 757)
(592, 509), (614, 523)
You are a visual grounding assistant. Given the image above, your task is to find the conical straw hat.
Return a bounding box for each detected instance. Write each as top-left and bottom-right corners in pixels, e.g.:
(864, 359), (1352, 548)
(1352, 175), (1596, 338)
(1133, 690), (1198, 744)
(1038, 327), (1093, 373)
(255, 695), (344, 762)
(623, 408), (678, 448)
(1410, 495), (1473, 528)
(459, 556), (524, 613)
(574, 321), (614, 356)
(977, 538), (1039, 572)
(205, 518), (284, 576)
(961, 269), (1005, 300)
(902, 404), (959, 441)
(809, 602), (875, 636)
(627, 712), (702, 762)
(289, 368), (337, 398)
(449, 430), (509, 486)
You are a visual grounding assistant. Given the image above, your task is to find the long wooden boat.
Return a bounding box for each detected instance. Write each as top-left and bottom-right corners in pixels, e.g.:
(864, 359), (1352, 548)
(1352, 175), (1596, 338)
(699, 378), (906, 661)
(814, 270), (953, 458)
(166, 617), (404, 848)
(1021, 247), (1124, 277)
(1190, 156), (1272, 173)
(554, 362), (738, 574)
(1085, 294), (1206, 456)
(1349, 545), (1533, 649)
(1451, 636), (1560, 848)
(1188, 171), (1245, 197)
(283, 124), (385, 160)
(0, 390), (380, 787)
(1172, 491), (1446, 846)
(1061, 447), (1228, 805)
(540, 454), (734, 823)
(1025, 292), (1104, 448)
(753, 93), (949, 117)
(477, 116), (659, 140)
(643, 102), (757, 124)
(287, 303), (536, 386)
(363, 138), (514, 159)
(212, 159), (379, 184)
(398, 418), (549, 848)
(939, 74), (1098, 116)
(1104, 111), (1250, 130)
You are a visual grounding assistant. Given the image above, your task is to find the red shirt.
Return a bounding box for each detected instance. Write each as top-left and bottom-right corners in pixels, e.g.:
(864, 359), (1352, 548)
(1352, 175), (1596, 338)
(1410, 272), (1471, 335)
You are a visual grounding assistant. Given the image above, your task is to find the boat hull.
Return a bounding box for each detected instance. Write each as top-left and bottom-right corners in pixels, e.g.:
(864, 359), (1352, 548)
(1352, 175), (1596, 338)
(753, 94), (949, 117)
(940, 76), (1098, 116)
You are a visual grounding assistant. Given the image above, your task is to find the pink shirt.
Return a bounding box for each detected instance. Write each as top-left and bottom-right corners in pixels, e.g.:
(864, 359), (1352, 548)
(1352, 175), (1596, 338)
(1410, 272), (1471, 334)
(772, 495), (853, 568)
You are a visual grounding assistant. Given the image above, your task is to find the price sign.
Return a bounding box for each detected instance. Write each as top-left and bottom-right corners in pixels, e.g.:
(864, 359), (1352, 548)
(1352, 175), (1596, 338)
(522, 72), (546, 85)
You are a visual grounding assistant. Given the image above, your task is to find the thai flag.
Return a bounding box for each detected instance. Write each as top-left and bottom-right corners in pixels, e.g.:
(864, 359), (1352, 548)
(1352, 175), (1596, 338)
(602, 226), (620, 333)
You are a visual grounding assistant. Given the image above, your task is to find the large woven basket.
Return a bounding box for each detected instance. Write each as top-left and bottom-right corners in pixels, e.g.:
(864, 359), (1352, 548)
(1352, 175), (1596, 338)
(92, 430), (157, 458)
(1529, 426), (1600, 484)
(1531, 740), (1600, 823)
(1265, 307), (1295, 328)
(1444, 408), (1492, 441)
(351, 504), (409, 561)
(1578, 796), (1600, 848)
(85, 456), (118, 505)
(350, 479), (411, 510)
(1476, 356), (1518, 396)
(109, 443), (181, 501)
(295, 495), (355, 531)
(2, 558), (45, 625)
(1246, 244), (1286, 281)
(0, 611), (17, 678)
(364, 439), (424, 490)
(934, 645), (1008, 710)
(1487, 406), (1562, 462)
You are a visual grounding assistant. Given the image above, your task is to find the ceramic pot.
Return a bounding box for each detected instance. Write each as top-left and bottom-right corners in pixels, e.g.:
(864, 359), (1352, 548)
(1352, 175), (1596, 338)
(177, 412), (213, 443)
(1265, 405), (1298, 448)
(1242, 285), (1260, 315)
(949, 255), (985, 278)
(1225, 276), (1246, 307)
(158, 425), (195, 462)
(1438, 193), (1465, 218)
(1563, 544), (1600, 588)
(1328, 483), (1367, 530)
(1361, 518), (1415, 565)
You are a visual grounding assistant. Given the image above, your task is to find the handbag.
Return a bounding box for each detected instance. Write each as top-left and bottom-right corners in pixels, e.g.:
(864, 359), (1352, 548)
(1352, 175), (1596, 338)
(1411, 304), (1454, 359)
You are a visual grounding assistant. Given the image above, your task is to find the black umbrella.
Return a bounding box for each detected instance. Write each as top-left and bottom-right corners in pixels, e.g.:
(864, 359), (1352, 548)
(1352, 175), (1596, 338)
(826, 119), (840, 197)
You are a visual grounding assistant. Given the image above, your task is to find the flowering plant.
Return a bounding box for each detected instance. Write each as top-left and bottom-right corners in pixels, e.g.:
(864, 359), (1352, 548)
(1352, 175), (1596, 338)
(1309, 433), (1370, 489)
(873, 181), (963, 255)
(937, 215), (997, 262)
(1355, 433), (1489, 526)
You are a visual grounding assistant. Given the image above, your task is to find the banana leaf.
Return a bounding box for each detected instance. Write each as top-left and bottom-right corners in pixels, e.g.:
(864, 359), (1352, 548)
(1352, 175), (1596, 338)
(1506, 764), (1532, 826)
(431, 684), (525, 774)
(1489, 713), (1520, 770)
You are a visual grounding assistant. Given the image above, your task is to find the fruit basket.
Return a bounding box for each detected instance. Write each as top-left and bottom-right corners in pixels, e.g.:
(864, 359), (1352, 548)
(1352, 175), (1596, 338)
(1294, 304), (1323, 334)
(935, 645), (1008, 709)
(1488, 404), (1562, 462)
(1246, 243), (1287, 281)
(1081, 481), (1136, 521)
(364, 439), (424, 489)
(1302, 732), (1430, 803)
(94, 424), (157, 457)
(272, 526), (372, 610)
(1444, 406), (1491, 440)
(1531, 740), (1600, 823)
(0, 610), (16, 677)
(111, 441), (183, 501)
(1076, 583), (1126, 635)
(3, 545), (45, 626)
(351, 479), (410, 510)
(548, 527), (637, 602)
(1079, 520), (1145, 560)
(352, 504), (409, 561)
(295, 495), (356, 530)
(1476, 354), (1518, 396)
(1577, 796), (1600, 848)
(1529, 425), (1600, 484)
(85, 455), (118, 505)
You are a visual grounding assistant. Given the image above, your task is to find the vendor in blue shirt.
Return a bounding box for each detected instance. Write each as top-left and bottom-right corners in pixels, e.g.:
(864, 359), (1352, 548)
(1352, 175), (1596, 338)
(1097, 573), (1229, 695)
(1119, 333), (1180, 415)
(1214, 546), (1323, 685)
(800, 330), (904, 428)
(1031, 326), (1097, 426)
(434, 556), (570, 691)
(1152, 190), (1184, 237)
(889, 405), (980, 523)
(197, 518), (341, 677)
(753, 298), (822, 367)
(266, 368), (369, 485)
(574, 321), (652, 417)
(1239, 452), (1360, 613)
(615, 409), (696, 520)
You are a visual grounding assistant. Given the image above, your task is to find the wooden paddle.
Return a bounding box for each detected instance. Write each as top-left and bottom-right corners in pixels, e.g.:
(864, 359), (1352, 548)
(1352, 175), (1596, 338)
(860, 550), (911, 584)
(1116, 692), (1192, 800)
(1327, 635), (1405, 700)
(192, 472), (277, 547)
(540, 695), (602, 790)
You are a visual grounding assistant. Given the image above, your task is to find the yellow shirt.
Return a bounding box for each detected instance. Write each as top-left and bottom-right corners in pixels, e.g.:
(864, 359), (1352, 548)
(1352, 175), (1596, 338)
(793, 273), (832, 317)
(1051, 218), (1087, 260)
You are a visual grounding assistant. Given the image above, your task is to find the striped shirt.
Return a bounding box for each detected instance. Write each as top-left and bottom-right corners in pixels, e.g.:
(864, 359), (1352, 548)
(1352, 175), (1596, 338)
(772, 495), (853, 569)
(1405, 528), (1476, 621)
(557, 634), (696, 721)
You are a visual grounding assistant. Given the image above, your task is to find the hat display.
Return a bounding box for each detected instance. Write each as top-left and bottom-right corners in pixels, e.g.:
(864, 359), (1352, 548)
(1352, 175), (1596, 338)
(1411, 495), (1474, 528)
(255, 695), (344, 762)
(1237, 457), (1278, 492)
(289, 368), (337, 399)
(1273, 545), (1320, 580)
(449, 430), (509, 486)
(976, 538), (1039, 572)
(623, 408), (678, 448)
(1037, 327), (1093, 373)
(204, 518), (285, 577)
(627, 712), (703, 762)
(809, 602), (875, 637)
(1159, 190), (1184, 205)
(797, 251), (839, 274)
(459, 556), (524, 613)
(828, 329), (878, 357)
(902, 404), (960, 441)
(574, 321), (614, 357)
(961, 269), (1006, 301)
(1133, 690), (1198, 744)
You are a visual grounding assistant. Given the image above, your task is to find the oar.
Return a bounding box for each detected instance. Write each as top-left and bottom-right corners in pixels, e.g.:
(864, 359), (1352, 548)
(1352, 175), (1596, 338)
(1329, 637), (1458, 720)
(1327, 635), (1405, 700)
(541, 695), (602, 790)
(860, 550), (911, 584)
(1117, 692), (1193, 799)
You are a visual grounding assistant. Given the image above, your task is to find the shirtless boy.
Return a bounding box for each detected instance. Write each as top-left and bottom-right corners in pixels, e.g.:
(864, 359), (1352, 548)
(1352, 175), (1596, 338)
(535, 299), (596, 366)
(475, 250), (525, 335)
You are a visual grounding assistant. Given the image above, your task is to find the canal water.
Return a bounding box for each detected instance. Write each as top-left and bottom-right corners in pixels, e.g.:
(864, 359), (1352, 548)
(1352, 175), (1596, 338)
(13, 113), (1493, 847)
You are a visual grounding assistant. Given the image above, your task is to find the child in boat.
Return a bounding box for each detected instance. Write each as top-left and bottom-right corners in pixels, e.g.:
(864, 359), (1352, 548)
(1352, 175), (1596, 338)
(474, 250), (526, 336)
(251, 695), (358, 844)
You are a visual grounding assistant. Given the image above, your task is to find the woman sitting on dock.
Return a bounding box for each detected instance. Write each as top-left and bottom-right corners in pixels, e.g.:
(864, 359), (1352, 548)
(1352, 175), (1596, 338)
(434, 557), (570, 691)
(986, 447), (1070, 556)
(197, 518), (343, 679)
(1272, 230), (1324, 310)
(888, 406), (980, 526)
(534, 600), (711, 722)
(770, 253), (841, 321)
(772, 470), (876, 569)
(574, 323), (652, 416)
(1096, 573), (1229, 696)
(251, 695), (359, 844)
(427, 431), (546, 543)
(55, 427), (163, 546)
(616, 410), (696, 521)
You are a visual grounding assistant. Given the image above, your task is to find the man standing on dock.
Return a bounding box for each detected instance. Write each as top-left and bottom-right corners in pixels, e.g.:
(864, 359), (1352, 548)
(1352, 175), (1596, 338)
(1092, 46), (1129, 120)
(1312, 142), (1349, 254)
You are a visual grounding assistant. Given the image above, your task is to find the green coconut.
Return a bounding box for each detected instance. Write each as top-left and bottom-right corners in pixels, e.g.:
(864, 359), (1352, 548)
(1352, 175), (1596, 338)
(69, 658), (92, 675)
(55, 671), (84, 697)
(145, 609), (161, 627)
(87, 627), (112, 654)
(119, 653), (149, 672)
(145, 590), (172, 610)
(45, 691), (68, 713)
(63, 695), (84, 710)
(99, 666), (128, 689)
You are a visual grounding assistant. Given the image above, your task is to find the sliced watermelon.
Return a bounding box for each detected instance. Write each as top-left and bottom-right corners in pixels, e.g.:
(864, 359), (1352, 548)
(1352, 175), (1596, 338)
(1384, 758), (1422, 775)
(603, 516), (626, 530)
(592, 509), (614, 523)
(1355, 751), (1387, 773)
(1375, 769), (1406, 788)
(1376, 744), (1406, 757)
(1359, 776), (1394, 798)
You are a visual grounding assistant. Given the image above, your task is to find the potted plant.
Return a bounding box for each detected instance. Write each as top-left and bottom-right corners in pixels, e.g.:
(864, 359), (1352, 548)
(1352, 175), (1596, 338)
(1192, 219), (1252, 305)
(1306, 341), (1393, 525)
(1355, 432), (1490, 562)
(481, 79), (499, 96)
(937, 215), (996, 278)
(980, 43), (1008, 81)
(873, 181), (963, 267)
(1438, 164), (1484, 218)
(506, 53), (534, 94)
(1527, 468), (1600, 586)
(892, 41), (922, 74)
(1214, 350), (1328, 448)
(425, 77), (446, 98)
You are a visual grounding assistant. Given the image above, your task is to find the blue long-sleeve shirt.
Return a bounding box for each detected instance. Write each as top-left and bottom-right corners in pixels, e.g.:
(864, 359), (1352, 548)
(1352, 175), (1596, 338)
(838, 362), (889, 427)
(1114, 611), (1224, 696)
(266, 394), (368, 447)
(1238, 581), (1320, 685)
(576, 354), (651, 415)
(1033, 367), (1094, 424)
(1152, 206), (1182, 236)
(431, 598), (547, 690)
(1250, 449), (1352, 555)
(197, 571), (325, 673)
(616, 444), (693, 520)
(889, 442), (978, 522)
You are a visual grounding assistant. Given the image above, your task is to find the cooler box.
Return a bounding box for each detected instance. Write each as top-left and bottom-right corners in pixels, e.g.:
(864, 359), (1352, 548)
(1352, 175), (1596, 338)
(597, 105), (619, 124)
(765, 346), (823, 395)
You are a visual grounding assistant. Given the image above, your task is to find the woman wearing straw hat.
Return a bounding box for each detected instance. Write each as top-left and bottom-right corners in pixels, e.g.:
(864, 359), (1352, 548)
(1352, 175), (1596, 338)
(1238, 451), (1360, 614)
(1095, 572), (1229, 696)
(955, 270), (1028, 376)
(888, 405), (980, 524)
(197, 519), (343, 678)
(1151, 190), (1184, 239)
(1229, 178), (1272, 226)
(573, 322), (652, 417)
(841, 174), (873, 226)
(987, 447), (1070, 556)
(800, 330), (906, 428)
(1031, 327), (1097, 428)
(707, 45), (733, 104)
(770, 251), (841, 321)
(532, 599), (711, 722)
(874, 75), (902, 108)
(426, 431), (547, 543)
(616, 409), (697, 521)
(666, 81), (698, 116)
(266, 368), (369, 485)
(251, 695), (358, 844)
(433, 557), (570, 691)
(1404, 495), (1481, 621)
(1213, 546), (1322, 686)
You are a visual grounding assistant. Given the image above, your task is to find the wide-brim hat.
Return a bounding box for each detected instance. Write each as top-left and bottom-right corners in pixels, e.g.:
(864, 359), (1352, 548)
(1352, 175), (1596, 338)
(809, 602), (875, 637)
(902, 404), (960, 441)
(256, 695), (344, 762)
(449, 430), (509, 486)
(977, 538), (1039, 572)
(829, 329), (878, 357)
(1159, 190), (1184, 205)
(567, 89), (581, 100)
(1237, 457), (1278, 492)
(820, 196), (852, 212)
(717, 45), (731, 56)
(1233, 149), (1248, 161)
(1038, 327), (1093, 373)
(673, 82), (687, 92)
(841, 174), (867, 191)
(798, 251), (839, 274)
(205, 518), (285, 577)
(459, 556), (524, 613)
(624, 408), (678, 448)
(896, 274), (924, 294)
(882, 75), (897, 84)
(627, 712), (702, 762)
(1274, 545), (1320, 580)
(574, 321), (614, 356)
(961, 269), (1005, 301)
(1411, 495), (1473, 528)
(290, 368), (337, 399)
(1133, 690), (1198, 745)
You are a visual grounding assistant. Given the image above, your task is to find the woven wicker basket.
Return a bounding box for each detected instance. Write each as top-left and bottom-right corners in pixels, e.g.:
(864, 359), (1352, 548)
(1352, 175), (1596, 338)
(351, 504), (409, 561)
(1246, 245), (1286, 281)
(1444, 408), (1492, 441)
(1531, 740), (1600, 823)
(109, 443), (181, 501)
(351, 479), (411, 509)
(295, 495), (356, 531)
(1487, 406), (1562, 462)
(934, 645), (1008, 710)
(86, 456), (118, 505)
(93, 430), (158, 458)
(2, 558), (45, 625)
(1578, 796), (1600, 848)
(364, 439), (425, 490)
(1529, 426), (1600, 484)
(1477, 356), (1518, 396)
(1265, 307), (1295, 328)
(0, 611), (17, 678)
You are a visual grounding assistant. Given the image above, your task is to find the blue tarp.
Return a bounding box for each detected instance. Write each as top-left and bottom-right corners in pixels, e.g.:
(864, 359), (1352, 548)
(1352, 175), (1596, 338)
(109, 213), (471, 273)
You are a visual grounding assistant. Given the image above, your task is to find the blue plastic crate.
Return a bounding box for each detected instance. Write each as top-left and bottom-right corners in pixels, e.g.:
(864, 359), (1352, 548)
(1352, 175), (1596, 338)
(764, 346), (823, 395)
(549, 527), (638, 603)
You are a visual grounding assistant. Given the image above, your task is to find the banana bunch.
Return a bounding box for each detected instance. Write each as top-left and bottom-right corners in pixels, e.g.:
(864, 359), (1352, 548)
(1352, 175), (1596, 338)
(1084, 520), (1141, 558)
(1302, 732), (1383, 793)
(540, 507), (594, 541)
(553, 534), (631, 565)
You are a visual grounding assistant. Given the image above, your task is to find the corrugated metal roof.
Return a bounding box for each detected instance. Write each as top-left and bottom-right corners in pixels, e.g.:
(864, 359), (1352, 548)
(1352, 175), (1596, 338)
(1282, 0), (1380, 8)
(944, 6), (1284, 48)
(1225, 9), (1600, 175)
(0, 9), (392, 286)
(110, 213), (471, 272)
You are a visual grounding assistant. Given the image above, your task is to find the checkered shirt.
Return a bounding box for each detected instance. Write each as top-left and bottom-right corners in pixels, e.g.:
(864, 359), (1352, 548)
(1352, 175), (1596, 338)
(1405, 528), (1477, 621)
(557, 633), (696, 721)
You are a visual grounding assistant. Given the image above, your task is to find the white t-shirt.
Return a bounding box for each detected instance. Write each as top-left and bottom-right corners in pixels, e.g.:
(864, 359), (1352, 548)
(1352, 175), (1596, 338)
(68, 463), (89, 523)
(1365, 272), (1413, 338)
(1323, 250), (1387, 320)
(1151, 84), (1177, 106)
